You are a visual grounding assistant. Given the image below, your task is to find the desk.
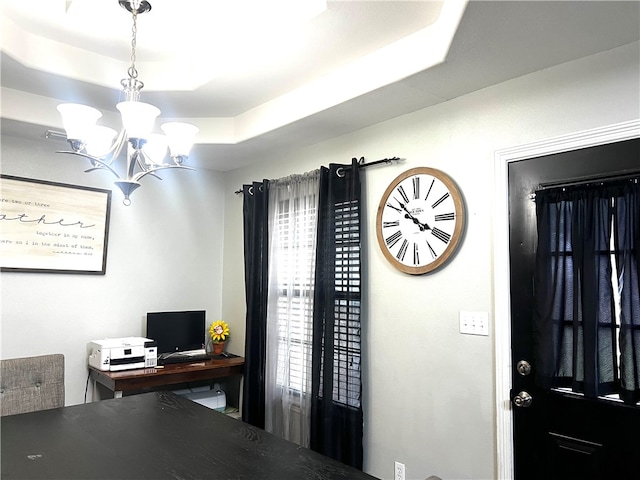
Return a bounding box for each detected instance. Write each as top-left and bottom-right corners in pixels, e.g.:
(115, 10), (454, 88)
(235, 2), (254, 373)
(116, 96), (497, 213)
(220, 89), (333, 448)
(89, 356), (244, 398)
(1, 391), (377, 480)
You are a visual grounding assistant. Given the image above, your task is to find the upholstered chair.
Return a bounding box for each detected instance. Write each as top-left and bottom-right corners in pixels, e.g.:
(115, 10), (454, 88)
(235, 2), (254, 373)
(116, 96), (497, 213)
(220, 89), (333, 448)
(0, 354), (65, 416)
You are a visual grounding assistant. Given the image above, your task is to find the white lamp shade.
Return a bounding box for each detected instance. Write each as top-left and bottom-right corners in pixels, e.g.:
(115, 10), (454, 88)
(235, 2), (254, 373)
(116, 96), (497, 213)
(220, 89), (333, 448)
(161, 122), (199, 157)
(116, 101), (160, 140)
(57, 103), (102, 142)
(85, 126), (117, 157)
(142, 133), (168, 165)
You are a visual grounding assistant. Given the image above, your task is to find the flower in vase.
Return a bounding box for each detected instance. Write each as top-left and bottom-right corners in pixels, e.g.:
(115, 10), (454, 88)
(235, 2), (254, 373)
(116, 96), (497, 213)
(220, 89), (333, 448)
(209, 320), (230, 344)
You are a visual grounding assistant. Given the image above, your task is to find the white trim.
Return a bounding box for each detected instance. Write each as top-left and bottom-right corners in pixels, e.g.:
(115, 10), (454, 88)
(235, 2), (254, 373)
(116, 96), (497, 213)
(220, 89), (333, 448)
(493, 119), (640, 480)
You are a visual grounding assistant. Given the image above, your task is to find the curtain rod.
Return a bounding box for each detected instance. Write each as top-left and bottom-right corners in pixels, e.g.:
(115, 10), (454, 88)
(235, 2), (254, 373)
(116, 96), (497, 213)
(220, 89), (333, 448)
(353, 156), (401, 168)
(537, 170), (640, 190)
(529, 170), (640, 200)
(235, 156), (402, 195)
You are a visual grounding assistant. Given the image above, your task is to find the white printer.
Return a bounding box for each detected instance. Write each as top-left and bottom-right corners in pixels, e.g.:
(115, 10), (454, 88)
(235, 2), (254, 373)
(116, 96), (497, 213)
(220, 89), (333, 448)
(88, 337), (157, 371)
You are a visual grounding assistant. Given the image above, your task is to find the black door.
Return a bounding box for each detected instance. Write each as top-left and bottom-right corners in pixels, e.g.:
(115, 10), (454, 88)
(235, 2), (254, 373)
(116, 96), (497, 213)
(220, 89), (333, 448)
(508, 138), (640, 479)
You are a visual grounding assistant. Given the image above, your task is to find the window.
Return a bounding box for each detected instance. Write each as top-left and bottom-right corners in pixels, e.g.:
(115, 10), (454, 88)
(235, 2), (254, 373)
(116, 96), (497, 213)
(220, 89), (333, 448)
(323, 199), (361, 408)
(272, 195), (318, 395)
(256, 164), (364, 461)
(534, 181), (640, 405)
(270, 192), (362, 409)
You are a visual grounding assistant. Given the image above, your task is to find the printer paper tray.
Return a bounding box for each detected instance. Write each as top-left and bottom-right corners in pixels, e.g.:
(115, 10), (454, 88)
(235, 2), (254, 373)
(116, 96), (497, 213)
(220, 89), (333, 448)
(110, 361), (146, 371)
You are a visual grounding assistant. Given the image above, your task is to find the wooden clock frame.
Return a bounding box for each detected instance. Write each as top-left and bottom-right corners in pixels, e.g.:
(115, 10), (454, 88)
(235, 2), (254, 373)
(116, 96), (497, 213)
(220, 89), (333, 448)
(375, 167), (465, 275)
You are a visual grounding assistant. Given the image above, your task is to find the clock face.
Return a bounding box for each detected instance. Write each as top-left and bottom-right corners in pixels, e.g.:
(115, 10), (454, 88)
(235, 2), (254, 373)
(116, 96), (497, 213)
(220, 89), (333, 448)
(376, 167), (465, 275)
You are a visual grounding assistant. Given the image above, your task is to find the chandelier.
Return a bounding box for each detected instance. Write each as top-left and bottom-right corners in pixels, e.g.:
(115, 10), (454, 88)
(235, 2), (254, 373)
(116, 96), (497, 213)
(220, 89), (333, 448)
(55, 0), (199, 206)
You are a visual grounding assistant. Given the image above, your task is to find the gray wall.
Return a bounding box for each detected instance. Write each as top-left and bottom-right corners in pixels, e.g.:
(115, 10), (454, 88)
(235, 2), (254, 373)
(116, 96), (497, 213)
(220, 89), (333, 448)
(220, 42), (639, 480)
(2, 41), (638, 480)
(1, 132), (227, 404)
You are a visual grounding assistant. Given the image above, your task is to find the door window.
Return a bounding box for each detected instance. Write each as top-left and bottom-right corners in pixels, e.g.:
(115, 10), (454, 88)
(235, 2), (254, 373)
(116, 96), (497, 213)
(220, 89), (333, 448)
(533, 180), (640, 405)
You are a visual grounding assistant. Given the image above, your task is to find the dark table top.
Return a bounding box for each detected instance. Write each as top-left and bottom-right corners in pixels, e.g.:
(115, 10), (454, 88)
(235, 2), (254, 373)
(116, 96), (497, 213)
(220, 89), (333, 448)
(1, 391), (378, 480)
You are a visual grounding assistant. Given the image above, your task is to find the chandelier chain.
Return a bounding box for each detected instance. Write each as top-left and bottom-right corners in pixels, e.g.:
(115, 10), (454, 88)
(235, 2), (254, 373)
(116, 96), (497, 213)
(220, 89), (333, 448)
(128, 10), (139, 80)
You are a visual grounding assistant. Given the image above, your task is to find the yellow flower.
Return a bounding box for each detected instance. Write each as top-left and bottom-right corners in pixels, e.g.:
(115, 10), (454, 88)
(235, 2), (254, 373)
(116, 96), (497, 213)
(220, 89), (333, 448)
(209, 320), (230, 343)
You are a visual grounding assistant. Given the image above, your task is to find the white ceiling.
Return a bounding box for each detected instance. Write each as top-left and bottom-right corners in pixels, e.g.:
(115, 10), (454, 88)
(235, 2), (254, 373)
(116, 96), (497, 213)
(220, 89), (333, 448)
(1, 0), (639, 171)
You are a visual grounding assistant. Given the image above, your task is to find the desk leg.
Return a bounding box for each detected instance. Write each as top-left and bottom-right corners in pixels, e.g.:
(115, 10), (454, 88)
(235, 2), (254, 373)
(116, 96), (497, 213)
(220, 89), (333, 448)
(114, 390), (123, 399)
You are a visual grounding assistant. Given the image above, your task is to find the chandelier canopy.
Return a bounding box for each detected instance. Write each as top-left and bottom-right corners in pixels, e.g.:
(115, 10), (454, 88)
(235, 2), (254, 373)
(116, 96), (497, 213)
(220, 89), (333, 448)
(56, 0), (199, 206)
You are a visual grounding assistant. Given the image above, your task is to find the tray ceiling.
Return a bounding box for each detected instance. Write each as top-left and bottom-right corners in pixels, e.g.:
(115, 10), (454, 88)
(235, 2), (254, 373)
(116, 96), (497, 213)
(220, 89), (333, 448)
(1, 1), (638, 170)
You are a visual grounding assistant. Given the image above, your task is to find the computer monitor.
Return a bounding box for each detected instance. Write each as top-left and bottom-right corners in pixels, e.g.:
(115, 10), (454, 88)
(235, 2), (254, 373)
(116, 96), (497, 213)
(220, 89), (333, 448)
(146, 310), (205, 354)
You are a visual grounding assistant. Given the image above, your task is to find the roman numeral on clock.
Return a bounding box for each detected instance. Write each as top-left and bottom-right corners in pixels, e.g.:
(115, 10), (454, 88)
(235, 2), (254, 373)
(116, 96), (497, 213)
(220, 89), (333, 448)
(413, 243), (420, 265)
(424, 178), (435, 201)
(386, 202), (401, 213)
(396, 239), (408, 261)
(412, 177), (420, 200)
(396, 186), (409, 204)
(383, 220), (400, 228)
(431, 192), (450, 209)
(427, 240), (437, 259)
(385, 231), (403, 248)
(435, 213), (455, 221)
(431, 227), (451, 244)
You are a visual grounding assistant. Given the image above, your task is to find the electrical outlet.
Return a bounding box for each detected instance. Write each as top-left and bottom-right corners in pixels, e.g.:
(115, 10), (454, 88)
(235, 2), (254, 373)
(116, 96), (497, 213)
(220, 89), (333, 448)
(459, 311), (490, 336)
(394, 461), (405, 480)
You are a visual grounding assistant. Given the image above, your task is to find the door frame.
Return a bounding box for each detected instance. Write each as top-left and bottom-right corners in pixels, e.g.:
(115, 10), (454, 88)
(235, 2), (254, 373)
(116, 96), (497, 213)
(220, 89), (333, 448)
(492, 119), (640, 479)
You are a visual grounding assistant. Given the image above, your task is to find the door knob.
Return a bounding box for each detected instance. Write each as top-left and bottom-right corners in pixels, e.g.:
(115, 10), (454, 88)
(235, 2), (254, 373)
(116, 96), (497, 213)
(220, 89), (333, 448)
(513, 391), (533, 408)
(516, 360), (532, 376)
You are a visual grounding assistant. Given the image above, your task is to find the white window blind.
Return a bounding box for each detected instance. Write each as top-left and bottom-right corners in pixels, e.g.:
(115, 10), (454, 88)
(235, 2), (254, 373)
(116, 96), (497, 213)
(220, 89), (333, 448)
(274, 196), (317, 394)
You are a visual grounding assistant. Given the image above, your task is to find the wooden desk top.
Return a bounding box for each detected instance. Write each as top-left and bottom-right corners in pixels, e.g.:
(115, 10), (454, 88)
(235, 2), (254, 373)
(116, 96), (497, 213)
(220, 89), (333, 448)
(1, 391), (377, 480)
(89, 355), (244, 392)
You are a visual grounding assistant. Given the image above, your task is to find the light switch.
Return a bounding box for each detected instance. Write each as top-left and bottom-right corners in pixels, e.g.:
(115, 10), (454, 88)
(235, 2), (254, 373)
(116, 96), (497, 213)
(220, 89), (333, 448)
(459, 311), (490, 336)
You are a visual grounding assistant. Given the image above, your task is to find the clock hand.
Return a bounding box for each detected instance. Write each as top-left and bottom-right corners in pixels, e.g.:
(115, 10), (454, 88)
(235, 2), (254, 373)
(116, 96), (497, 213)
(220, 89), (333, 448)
(398, 200), (431, 231)
(420, 220), (432, 231)
(396, 200), (424, 231)
(404, 213), (425, 231)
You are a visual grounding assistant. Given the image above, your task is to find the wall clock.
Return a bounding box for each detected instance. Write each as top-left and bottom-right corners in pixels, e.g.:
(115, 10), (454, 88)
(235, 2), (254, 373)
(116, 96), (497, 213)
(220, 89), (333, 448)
(376, 167), (465, 275)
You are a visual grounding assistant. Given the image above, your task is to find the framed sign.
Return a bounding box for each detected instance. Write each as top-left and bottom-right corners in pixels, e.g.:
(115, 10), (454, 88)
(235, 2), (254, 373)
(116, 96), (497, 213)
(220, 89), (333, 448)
(0, 175), (111, 274)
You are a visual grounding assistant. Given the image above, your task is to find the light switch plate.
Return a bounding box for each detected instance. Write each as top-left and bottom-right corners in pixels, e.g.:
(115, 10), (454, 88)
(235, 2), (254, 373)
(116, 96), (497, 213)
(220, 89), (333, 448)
(459, 311), (490, 336)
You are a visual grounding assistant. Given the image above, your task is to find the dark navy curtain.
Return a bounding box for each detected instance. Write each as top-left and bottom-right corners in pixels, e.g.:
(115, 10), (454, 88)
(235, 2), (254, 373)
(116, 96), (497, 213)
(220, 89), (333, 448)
(310, 159), (364, 469)
(533, 179), (640, 404)
(613, 181), (640, 405)
(241, 181), (270, 427)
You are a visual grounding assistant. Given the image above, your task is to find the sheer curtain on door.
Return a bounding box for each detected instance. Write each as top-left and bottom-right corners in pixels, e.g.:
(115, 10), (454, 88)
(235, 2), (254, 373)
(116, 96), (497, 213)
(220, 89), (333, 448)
(613, 181), (640, 405)
(533, 179), (640, 404)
